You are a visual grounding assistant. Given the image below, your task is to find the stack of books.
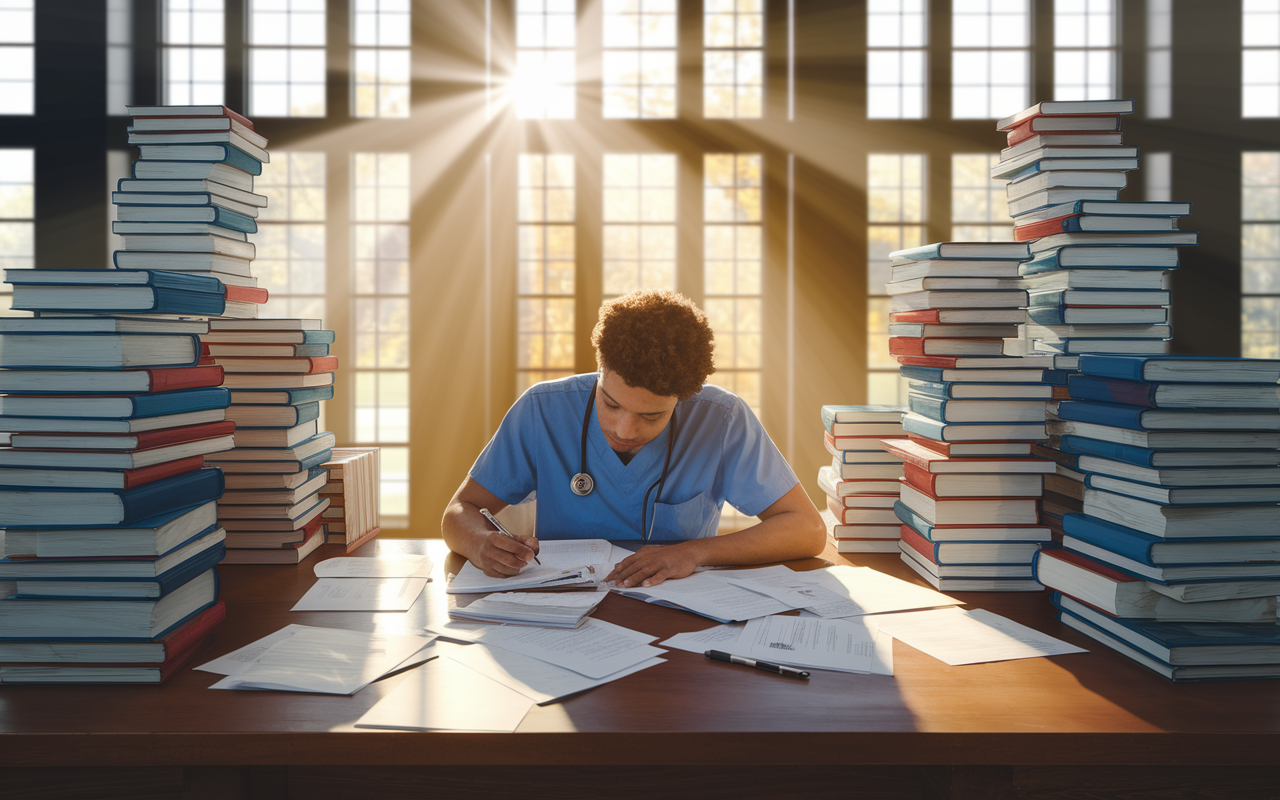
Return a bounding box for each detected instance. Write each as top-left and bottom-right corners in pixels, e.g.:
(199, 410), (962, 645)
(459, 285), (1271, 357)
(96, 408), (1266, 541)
(319, 447), (382, 551)
(817, 405), (906, 553)
(991, 99), (1198, 540)
(201, 318), (337, 564)
(0, 298), (232, 684)
(1035, 354), (1280, 681)
(115, 104), (270, 298)
(885, 241), (1056, 590)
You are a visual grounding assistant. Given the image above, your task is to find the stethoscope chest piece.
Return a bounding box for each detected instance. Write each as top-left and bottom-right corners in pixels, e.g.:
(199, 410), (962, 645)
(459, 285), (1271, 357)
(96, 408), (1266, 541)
(570, 471), (594, 496)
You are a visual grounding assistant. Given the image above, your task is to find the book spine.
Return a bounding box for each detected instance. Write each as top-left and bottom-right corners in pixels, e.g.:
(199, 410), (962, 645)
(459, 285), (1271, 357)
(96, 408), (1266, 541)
(118, 468), (226, 524)
(153, 544), (227, 596)
(1066, 376), (1159, 408)
(900, 463), (939, 495)
(906, 394), (947, 422)
(150, 288), (227, 316)
(129, 387), (232, 418)
(1059, 435), (1157, 468)
(148, 365), (225, 393)
(120, 455), (207, 490)
(158, 600), (226, 656)
(898, 524), (940, 562)
(1056, 401), (1147, 431)
(1062, 513), (1158, 566)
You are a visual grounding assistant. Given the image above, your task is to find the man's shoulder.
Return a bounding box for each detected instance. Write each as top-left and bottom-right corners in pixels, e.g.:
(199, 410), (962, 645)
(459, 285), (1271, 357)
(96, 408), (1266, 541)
(680, 383), (749, 418)
(523, 373), (596, 397)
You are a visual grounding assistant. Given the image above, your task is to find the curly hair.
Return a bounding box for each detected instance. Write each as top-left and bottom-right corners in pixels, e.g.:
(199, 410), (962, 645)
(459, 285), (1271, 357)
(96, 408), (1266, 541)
(591, 289), (716, 400)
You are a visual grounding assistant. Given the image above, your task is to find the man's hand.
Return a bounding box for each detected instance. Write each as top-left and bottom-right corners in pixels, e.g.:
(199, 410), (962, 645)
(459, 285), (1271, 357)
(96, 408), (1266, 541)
(473, 532), (541, 578)
(606, 543), (701, 588)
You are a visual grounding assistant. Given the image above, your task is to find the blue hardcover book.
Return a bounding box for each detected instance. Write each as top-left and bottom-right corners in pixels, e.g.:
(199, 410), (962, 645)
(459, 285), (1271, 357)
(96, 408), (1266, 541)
(1063, 513), (1280, 567)
(112, 205), (257, 233)
(227, 386), (335, 405)
(4, 268), (223, 293)
(1057, 400), (1280, 432)
(1020, 248), (1180, 273)
(1076, 355), (1280, 384)
(1051, 592), (1280, 663)
(209, 447), (334, 475)
(1057, 200), (1192, 217)
(907, 381), (1050, 400)
(819, 405), (905, 432)
(135, 143), (264, 175)
(1082, 472), (1280, 505)
(0, 387), (229, 419)
(234, 401), (321, 429)
(0, 468), (225, 529)
(890, 242), (1030, 262)
(1041, 369), (1070, 386)
(12, 542), (226, 599)
(1028, 288), (1170, 307)
(1058, 435), (1160, 467)
(1026, 306), (1168, 326)
(0, 569), (220, 641)
(1000, 157), (1139, 182)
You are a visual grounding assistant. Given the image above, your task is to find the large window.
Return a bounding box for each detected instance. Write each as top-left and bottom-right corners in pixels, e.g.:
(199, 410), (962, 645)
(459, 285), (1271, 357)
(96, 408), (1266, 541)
(1053, 0), (1117, 101)
(1244, 0), (1280, 118)
(0, 0), (35, 115)
(0, 148), (33, 316)
(602, 0), (677, 119)
(951, 0), (1030, 120)
(951, 153), (1014, 241)
(867, 153), (925, 405)
(257, 152), (327, 322)
(704, 153), (763, 414)
(1242, 152), (1280, 358)
(602, 153), (677, 297)
(867, 0), (926, 119)
(517, 154), (576, 392)
(107, 0), (133, 115)
(249, 0), (326, 118)
(352, 153), (410, 519)
(515, 0), (576, 119)
(704, 0), (764, 119)
(162, 0), (224, 106)
(352, 0), (410, 118)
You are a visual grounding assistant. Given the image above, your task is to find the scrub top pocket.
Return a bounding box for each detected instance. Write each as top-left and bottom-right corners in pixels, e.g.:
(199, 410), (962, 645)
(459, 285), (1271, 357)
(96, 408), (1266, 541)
(647, 494), (719, 541)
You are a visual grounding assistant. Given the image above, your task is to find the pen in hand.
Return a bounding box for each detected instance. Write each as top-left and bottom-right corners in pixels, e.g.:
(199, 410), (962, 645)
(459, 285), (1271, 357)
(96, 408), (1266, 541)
(705, 650), (810, 680)
(479, 507), (541, 565)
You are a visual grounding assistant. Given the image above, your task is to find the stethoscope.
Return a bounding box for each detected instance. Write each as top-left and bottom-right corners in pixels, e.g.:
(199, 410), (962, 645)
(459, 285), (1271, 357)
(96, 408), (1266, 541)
(570, 378), (678, 542)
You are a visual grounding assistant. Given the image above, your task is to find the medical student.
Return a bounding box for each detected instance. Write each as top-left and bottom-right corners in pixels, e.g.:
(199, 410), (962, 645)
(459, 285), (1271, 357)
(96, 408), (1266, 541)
(441, 289), (826, 588)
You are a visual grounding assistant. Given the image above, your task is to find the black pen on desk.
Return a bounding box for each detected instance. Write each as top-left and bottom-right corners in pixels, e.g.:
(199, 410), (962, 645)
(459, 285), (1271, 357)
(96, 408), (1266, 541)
(479, 507), (541, 565)
(705, 650), (810, 680)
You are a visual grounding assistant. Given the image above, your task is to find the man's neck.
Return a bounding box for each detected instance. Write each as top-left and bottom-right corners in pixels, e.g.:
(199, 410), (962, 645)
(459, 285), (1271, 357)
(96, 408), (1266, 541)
(613, 448), (637, 466)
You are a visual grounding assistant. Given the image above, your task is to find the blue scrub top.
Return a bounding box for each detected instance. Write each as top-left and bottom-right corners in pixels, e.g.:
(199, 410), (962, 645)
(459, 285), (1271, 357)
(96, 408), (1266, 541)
(469, 374), (799, 541)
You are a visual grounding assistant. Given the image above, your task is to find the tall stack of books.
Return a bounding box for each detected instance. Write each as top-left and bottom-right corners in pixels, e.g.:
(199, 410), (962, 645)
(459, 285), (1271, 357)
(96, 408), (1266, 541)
(201, 319), (337, 564)
(1033, 354), (1280, 681)
(319, 447), (382, 552)
(0, 292), (232, 684)
(991, 99), (1197, 538)
(885, 241), (1056, 591)
(115, 105), (270, 300)
(817, 405), (906, 553)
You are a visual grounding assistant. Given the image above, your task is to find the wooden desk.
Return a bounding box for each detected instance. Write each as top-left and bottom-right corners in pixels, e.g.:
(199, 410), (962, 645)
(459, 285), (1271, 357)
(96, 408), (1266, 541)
(2, 538), (1278, 800)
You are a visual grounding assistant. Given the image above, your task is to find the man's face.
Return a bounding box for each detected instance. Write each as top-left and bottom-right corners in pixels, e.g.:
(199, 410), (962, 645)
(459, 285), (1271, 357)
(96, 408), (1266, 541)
(595, 369), (679, 455)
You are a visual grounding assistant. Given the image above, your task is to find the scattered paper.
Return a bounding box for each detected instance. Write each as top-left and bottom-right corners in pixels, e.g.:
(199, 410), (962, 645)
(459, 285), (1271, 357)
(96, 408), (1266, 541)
(871, 606), (1088, 666)
(291, 577), (429, 612)
(449, 643), (664, 705)
(471, 618), (663, 679)
(741, 614), (877, 674)
(197, 624), (308, 675)
(812, 566), (963, 617)
(862, 617), (895, 677)
(723, 568), (858, 617)
(314, 555), (434, 579)
(355, 657), (533, 732)
(659, 623), (746, 654)
(209, 626), (434, 694)
(613, 570), (796, 623)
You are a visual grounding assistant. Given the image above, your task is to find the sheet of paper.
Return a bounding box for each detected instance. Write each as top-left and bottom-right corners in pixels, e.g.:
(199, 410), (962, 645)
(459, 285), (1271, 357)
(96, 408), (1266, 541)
(423, 621), (494, 642)
(209, 626), (433, 694)
(291, 577), (428, 612)
(871, 606), (1088, 666)
(196, 624), (308, 675)
(535, 539), (614, 568)
(472, 618), (663, 679)
(355, 657), (533, 732)
(806, 565), (964, 617)
(449, 643), (664, 705)
(741, 614), (877, 674)
(447, 561), (600, 594)
(614, 570), (796, 622)
(723, 568), (860, 617)
(314, 555), (434, 579)
(658, 623), (745, 655)
(862, 617), (894, 677)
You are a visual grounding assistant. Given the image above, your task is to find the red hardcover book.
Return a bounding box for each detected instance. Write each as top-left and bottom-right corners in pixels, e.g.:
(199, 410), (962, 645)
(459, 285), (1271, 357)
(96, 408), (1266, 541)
(824, 430), (907, 453)
(907, 434), (1033, 458)
(894, 354), (1053, 369)
(1013, 214), (1082, 241)
(826, 495), (899, 525)
(128, 105), (255, 130)
(212, 356), (338, 374)
(888, 337), (1004, 357)
(882, 438), (1054, 474)
(146, 365), (225, 393)
(120, 455), (207, 489)
(8, 420), (237, 452)
(223, 285), (269, 304)
(150, 600), (227, 660)
(899, 524), (938, 563)
(901, 462), (1044, 498)
(0, 633), (216, 684)
(999, 109), (1126, 133)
